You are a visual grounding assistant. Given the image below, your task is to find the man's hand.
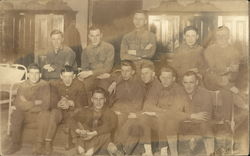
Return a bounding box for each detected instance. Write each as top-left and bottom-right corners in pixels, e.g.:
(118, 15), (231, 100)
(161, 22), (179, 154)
(78, 71), (93, 80)
(128, 113), (137, 118)
(114, 111), (121, 115)
(97, 73), (111, 79)
(57, 97), (70, 110)
(190, 112), (208, 121)
(75, 129), (88, 137)
(83, 131), (98, 140)
(230, 86), (239, 94)
(144, 43), (153, 50)
(43, 64), (55, 72)
(142, 112), (157, 116)
(68, 100), (75, 107)
(108, 82), (117, 95)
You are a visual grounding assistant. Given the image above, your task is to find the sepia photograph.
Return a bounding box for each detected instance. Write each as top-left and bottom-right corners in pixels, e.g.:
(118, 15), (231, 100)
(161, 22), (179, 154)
(0, 0), (249, 156)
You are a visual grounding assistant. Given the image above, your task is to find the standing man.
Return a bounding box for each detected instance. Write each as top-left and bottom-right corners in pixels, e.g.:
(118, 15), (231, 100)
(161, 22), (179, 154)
(4, 64), (52, 155)
(44, 65), (88, 155)
(78, 26), (115, 91)
(203, 26), (243, 91)
(70, 87), (117, 156)
(120, 10), (156, 71)
(43, 30), (76, 80)
(166, 26), (204, 80)
(180, 71), (214, 156)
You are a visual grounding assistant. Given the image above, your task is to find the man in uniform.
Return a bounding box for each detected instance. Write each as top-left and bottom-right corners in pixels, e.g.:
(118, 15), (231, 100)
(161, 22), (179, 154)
(78, 26), (115, 91)
(44, 65), (88, 155)
(120, 10), (156, 72)
(42, 30), (76, 80)
(139, 64), (208, 156)
(4, 64), (52, 155)
(70, 87), (117, 156)
(180, 71), (214, 156)
(166, 26), (204, 80)
(203, 26), (243, 91)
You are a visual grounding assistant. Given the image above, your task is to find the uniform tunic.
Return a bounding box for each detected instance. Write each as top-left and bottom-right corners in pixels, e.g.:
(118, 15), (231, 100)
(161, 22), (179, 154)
(43, 46), (76, 79)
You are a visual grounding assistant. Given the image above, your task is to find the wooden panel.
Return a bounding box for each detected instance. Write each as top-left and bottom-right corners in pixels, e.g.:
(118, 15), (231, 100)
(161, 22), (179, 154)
(149, 15), (179, 53)
(34, 14), (64, 63)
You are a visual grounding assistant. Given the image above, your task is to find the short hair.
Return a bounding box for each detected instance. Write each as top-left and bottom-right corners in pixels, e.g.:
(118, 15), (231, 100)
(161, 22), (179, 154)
(159, 66), (176, 78)
(50, 29), (63, 37)
(134, 10), (148, 18)
(89, 26), (101, 33)
(216, 25), (230, 34)
(28, 63), (40, 72)
(184, 26), (198, 34)
(91, 87), (108, 98)
(60, 65), (74, 74)
(182, 71), (199, 81)
(140, 60), (155, 71)
(121, 60), (136, 71)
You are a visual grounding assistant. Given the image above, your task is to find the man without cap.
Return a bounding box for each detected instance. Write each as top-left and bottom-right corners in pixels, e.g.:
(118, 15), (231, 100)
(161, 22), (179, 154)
(120, 10), (156, 72)
(165, 26), (205, 80)
(42, 30), (76, 80)
(203, 26), (243, 91)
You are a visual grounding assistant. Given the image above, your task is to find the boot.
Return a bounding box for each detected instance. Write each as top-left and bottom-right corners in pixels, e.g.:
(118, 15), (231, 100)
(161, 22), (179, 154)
(3, 142), (21, 155)
(44, 141), (52, 155)
(33, 142), (44, 155)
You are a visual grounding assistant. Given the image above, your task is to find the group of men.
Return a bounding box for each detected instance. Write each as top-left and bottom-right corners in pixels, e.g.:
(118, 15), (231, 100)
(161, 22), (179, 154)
(3, 10), (248, 156)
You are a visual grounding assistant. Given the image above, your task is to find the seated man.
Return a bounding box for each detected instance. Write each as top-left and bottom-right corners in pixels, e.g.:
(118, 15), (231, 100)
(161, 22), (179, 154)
(139, 63), (208, 156)
(78, 26), (114, 91)
(4, 63), (52, 155)
(44, 65), (88, 155)
(106, 60), (147, 155)
(179, 71), (214, 156)
(214, 87), (248, 155)
(70, 87), (117, 156)
(42, 29), (76, 80)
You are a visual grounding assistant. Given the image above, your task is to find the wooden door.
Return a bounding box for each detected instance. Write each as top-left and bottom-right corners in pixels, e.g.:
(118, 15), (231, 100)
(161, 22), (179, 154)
(148, 15), (180, 54)
(34, 14), (64, 64)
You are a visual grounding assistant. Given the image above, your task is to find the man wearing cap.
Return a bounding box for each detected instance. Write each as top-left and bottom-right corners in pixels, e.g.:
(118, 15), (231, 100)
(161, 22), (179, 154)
(120, 10), (156, 72)
(165, 26), (204, 80)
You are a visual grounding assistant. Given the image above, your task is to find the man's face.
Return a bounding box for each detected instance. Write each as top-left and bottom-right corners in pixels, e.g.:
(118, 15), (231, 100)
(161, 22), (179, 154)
(60, 72), (75, 87)
(91, 92), (106, 110)
(159, 72), (175, 88)
(184, 30), (199, 47)
(182, 75), (198, 94)
(28, 69), (41, 84)
(216, 30), (230, 47)
(121, 65), (135, 81)
(133, 13), (147, 29)
(88, 29), (102, 46)
(51, 34), (64, 50)
(141, 68), (155, 84)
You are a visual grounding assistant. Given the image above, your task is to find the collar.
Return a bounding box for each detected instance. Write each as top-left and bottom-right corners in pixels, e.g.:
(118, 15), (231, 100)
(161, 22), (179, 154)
(54, 46), (64, 54)
(89, 41), (102, 49)
(183, 42), (199, 49)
